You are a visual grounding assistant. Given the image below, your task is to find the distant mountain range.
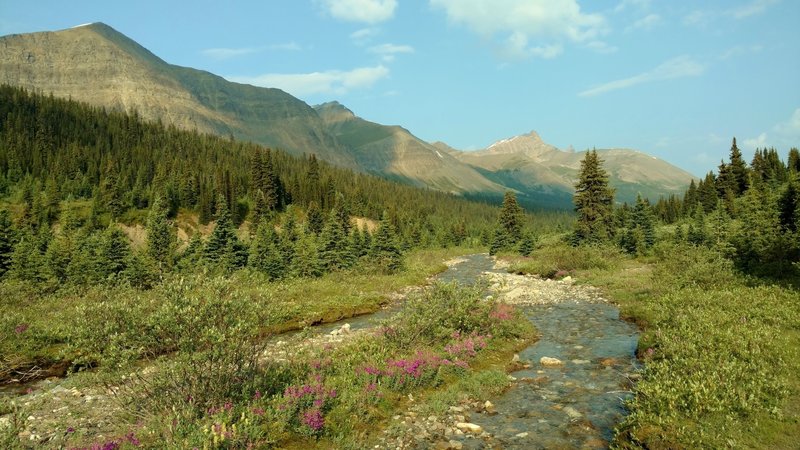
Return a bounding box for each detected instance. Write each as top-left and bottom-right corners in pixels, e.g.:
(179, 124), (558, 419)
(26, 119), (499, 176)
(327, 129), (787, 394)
(0, 23), (695, 208)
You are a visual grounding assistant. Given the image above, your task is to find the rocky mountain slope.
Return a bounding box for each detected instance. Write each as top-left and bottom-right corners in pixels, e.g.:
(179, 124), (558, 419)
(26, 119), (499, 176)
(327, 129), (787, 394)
(0, 22), (356, 168)
(0, 23), (695, 208)
(452, 131), (695, 206)
(315, 101), (506, 194)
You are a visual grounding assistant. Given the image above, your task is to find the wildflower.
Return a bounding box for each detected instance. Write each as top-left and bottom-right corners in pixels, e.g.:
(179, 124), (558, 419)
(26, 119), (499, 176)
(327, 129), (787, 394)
(14, 323), (28, 334)
(66, 427), (75, 433)
(253, 390), (262, 400)
(126, 432), (141, 446)
(301, 408), (325, 431)
(251, 407), (265, 416)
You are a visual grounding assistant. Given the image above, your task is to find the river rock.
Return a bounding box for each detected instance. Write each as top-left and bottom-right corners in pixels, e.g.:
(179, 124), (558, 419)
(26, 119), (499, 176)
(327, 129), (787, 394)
(340, 323), (351, 334)
(564, 406), (583, 420)
(540, 356), (564, 366)
(484, 400), (497, 415)
(455, 422), (483, 434)
(435, 440), (463, 450)
(515, 432), (529, 438)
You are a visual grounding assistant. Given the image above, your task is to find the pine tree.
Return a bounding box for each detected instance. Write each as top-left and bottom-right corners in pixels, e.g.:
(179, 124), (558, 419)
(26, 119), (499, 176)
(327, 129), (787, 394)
(683, 179), (699, 215)
(632, 194), (656, 252)
(698, 172), (718, 213)
(101, 225), (131, 278)
(778, 181), (799, 233)
(788, 148), (800, 174)
(499, 191), (524, 243)
(517, 232), (537, 257)
(0, 209), (16, 278)
(291, 233), (321, 278)
(318, 207), (350, 271)
(728, 137), (749, 195)
(573, 150), (615, 244)
(371, 212), (404, 274)
(177, 233), (204, 271)
(204, 195), (247, 271)
(146, 196), (176, 270)
(306, 201), (324, 234)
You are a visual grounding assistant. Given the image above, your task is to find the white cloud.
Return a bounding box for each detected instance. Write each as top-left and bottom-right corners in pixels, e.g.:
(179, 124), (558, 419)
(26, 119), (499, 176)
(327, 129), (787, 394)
(430, 0), (608, 59)
(578, 55), (706, 97)
(320, 0), (397, 24)
(368, 43), (415, 62)
(741, 108), (800, 150)
(227, 65), (390, 97)
(350, 27), (379, 44)
(774, 108), (800, 135)
(718, 44), (763, 60)
(728, 0), (780, 19)
(743, 133), (769, 149)
(625, 13), (661, 32)
(201, 43), (301, 60)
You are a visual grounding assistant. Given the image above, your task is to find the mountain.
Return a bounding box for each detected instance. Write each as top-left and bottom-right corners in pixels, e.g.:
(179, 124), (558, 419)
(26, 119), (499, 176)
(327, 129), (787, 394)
(0, 22), (357, 168)
(452, 131), (695, 206)
(0, 23), (695, 208)
(314, 101), (506, 194)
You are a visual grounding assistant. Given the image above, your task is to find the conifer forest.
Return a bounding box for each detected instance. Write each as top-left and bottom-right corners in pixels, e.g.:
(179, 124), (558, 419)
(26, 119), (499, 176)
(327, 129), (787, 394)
(1, 84), (798, 450)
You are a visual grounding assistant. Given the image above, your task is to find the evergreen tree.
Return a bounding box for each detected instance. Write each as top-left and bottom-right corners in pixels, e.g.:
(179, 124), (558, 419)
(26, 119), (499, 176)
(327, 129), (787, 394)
(371, 212), (404, 274)
(632, 194), (656, 252)
(306, 201), (324, 234)
(146, 196), (176, 270)
(683, 179), (699, 215)
(0, 209), (14, 278)
(728, 137), (749, 195)
(489, 227), (508, 256)
(498, 191), (524, 244)
(291, 233), (321, 278)
(573, 150), (615, 244)
(788, 148), (800, 174)
(698, 172), (718, 213)
(177, 233), (204, 271)
(318, 207), (351, 271)
(101, 225), (131, 278)
(203, 195), (247, 271)
(778, 181), (799, 233)
(11, 229), (49, 283)
(517, 232), (537, 257)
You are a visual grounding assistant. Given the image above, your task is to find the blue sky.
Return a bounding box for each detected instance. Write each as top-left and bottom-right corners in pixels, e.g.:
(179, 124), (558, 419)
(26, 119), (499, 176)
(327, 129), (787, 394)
(1, 0), (799, 176)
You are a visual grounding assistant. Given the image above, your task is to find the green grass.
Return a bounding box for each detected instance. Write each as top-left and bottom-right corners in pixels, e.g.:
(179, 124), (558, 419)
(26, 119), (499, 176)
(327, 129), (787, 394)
(508, 241), (800, 449)
(0, 247), (471, 384)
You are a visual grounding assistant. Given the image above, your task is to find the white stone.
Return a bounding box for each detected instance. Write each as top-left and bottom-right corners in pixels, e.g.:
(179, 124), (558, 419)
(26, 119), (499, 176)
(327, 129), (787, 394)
(540, 356), (564, 366)
(515, 432), (529, 438)
(455, 422), (483, 434)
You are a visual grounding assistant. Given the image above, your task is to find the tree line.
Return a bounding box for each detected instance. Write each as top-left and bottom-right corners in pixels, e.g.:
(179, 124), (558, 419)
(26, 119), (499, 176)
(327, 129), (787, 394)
(0, 85), (509, 287)
(571, 140), (800, 278)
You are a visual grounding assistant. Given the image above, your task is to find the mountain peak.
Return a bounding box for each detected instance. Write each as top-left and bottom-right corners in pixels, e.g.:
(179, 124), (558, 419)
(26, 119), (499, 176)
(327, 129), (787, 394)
(484, 130), (555, 159)
(314, 101), (356, 124)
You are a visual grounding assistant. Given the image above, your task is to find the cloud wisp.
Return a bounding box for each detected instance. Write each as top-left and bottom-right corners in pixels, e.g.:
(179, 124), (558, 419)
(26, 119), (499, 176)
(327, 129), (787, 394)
(368, 43), (415, 61)
(429, 0), (608, 59)
(227, 65), (390, 97)
(201, 43), (301, 60)
(579, 55), (706, 97)
(743, 108), (800, 149)
(320, 0), (397, 24)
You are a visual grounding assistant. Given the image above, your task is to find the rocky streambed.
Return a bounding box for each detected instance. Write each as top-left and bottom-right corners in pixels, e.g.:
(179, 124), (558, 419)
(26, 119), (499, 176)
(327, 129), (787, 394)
(1, 255), (640, 449)
(373, 255), (640, 449)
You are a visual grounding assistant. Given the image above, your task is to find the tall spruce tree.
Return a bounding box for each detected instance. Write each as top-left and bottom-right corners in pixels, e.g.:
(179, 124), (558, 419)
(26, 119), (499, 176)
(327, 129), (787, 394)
(146, 196), (176, 269)
(572, 149), (615, 244)
(728, 137), (749, 195)
(499, 191), (524, 244)
(371, 212), (404, 274)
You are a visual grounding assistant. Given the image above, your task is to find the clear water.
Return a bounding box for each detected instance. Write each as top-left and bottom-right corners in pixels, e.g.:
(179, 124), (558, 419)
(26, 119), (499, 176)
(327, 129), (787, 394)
(445, 255), (640, 449)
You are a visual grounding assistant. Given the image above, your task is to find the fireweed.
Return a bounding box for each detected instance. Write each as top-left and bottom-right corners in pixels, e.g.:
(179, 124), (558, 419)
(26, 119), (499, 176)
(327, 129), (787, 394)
(278, 376), (338, 435)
